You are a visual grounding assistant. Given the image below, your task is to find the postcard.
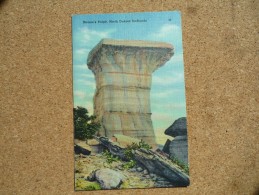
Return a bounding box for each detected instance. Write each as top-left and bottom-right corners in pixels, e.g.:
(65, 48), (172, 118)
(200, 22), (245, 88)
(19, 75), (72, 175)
(72, 11), (189, 191)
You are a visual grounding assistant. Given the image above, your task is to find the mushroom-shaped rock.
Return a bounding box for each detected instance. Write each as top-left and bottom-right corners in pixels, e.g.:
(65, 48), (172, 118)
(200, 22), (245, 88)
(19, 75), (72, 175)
(87, 39), (174, 146)
(164, 117), (187, 137)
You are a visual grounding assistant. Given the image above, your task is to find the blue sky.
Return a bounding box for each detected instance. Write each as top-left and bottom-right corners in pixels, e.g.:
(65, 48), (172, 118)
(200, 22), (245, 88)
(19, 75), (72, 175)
(72, 11), (186, 144)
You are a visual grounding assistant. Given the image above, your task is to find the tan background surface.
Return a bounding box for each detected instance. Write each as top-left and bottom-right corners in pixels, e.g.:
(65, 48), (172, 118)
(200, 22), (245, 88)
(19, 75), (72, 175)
(1, 0), (258, 194)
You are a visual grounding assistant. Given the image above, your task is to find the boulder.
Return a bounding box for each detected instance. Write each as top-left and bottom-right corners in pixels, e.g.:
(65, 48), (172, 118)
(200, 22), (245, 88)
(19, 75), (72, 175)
(169, 135), (188, 165)
(165, 117), (187, 137)
(88, 168), (125, 190)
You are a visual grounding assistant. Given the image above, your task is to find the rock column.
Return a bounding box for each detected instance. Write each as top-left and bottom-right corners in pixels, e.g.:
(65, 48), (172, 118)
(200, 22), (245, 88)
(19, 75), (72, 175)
(87, 39), (174, 146)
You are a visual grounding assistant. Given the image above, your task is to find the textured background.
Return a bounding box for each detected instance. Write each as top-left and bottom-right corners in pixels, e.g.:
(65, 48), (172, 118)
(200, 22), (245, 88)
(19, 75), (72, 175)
(1, 0), (258, 194)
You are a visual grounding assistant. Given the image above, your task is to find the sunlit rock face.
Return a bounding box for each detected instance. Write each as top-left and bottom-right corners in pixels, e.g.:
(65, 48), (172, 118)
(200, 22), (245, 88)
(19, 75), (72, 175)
(87, 39), (174, 146)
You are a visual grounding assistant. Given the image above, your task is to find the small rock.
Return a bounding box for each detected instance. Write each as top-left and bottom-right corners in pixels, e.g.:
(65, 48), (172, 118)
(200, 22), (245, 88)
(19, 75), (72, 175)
(136, 167), (143, 172)
(150, 173), (156, 178)
(143, 169), (148, 175)
(129, 168), (136, 172)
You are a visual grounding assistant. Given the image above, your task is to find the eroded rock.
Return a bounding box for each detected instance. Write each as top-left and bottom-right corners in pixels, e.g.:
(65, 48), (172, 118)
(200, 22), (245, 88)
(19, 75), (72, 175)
(87, 39), (174, 146)
(169, 135), (188, 165)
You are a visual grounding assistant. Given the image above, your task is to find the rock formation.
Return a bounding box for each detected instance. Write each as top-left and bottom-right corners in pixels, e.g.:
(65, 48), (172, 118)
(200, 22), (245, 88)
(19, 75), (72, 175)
(94, 136), (190, 187)
(165, 117), (187, 137)
(87, 39), (174, 146)
(163, 117), (188, 165)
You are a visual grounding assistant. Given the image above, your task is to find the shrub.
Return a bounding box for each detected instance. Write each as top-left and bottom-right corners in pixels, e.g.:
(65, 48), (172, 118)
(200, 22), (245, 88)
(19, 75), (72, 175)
(123, 140), (152, 168)
(122, 160), (136, 169)
(103, 150), (119, 164)
(138, 139), (152, 150)
(73, 106), (100, 140)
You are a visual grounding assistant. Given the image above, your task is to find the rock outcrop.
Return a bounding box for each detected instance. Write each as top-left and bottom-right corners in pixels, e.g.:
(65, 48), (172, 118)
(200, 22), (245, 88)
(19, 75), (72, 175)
(94, 136), (190, 187)
(87, 39), (174, 146)
(134, 148), (190, 187)
(87, 168), (126, 189)
(163, 117), (188, 165)
(168, 136), (188, 165)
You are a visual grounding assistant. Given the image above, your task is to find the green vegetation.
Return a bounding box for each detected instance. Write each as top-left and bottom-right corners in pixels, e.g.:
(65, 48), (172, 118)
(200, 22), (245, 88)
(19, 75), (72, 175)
(138, 139), (152, 150)
(170, 157), (189, 175)
(122, 160), (136, 169)
(102, 150), (119, 164)
(102, 140), (151, 170)
(122, 140), (152, 169)
(73, 106), (100, 140)
(124, 140), (152, 161)
(75, 179), (101, 190)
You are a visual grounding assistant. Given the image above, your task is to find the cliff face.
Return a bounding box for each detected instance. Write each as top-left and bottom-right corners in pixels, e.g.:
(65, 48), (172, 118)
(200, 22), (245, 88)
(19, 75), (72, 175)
(87, 39), (174, 146)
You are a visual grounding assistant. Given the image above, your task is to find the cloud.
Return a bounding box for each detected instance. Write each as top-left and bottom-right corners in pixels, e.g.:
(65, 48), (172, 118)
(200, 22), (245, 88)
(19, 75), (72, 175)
(152, 102), (186, 110)
(74, 64), (88, 70)
(149, 24), (181, 41)
(79, 73), (94, 79)
(151, 91), (174, 99)
(152, 73), (184, 86)
(73, 27), (116, 64)
(73, 89), (95, 107)
(79, 27), (116, 44)
(155, 24), (181, 38)
(74, 90), (86, 99)
(74, 27), (116, 48)
(151, 112), (172, 123)
(76, 78), (95, 88)
(75, 48), (90, 55)
(149, 24), (183, 54)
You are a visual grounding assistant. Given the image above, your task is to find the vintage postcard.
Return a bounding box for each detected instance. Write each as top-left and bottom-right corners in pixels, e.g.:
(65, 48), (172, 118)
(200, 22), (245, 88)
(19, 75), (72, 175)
(72, 11), (189, 190)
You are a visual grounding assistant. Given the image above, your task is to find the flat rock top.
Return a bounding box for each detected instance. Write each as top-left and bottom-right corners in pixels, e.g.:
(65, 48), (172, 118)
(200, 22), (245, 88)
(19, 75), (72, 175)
(100, 39), (173, 49)
(88, 38), (174, 66)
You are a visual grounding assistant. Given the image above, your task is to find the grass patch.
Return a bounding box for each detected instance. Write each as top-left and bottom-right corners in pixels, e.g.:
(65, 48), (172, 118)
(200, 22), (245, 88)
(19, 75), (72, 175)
(75, 179), (101, 191)
(122, 160), (136, 169)
(170, 157), (189, 175)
